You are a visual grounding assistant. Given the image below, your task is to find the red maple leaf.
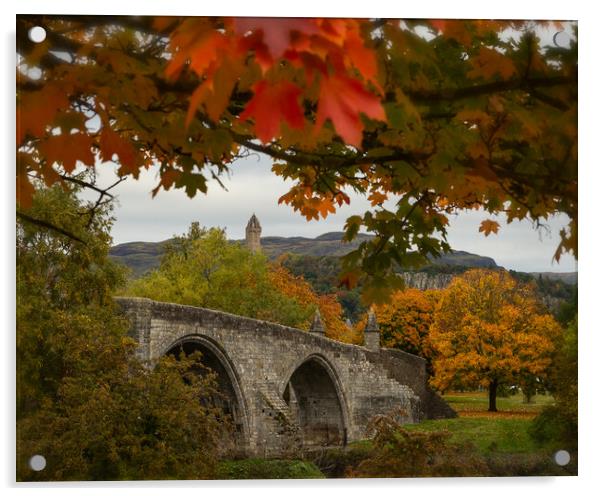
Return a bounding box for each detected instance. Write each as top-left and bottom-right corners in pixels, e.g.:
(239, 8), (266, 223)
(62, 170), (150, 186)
(233, 18), (319, 61)
(240, 80), (305, 142)
(315, 73), (385, 147)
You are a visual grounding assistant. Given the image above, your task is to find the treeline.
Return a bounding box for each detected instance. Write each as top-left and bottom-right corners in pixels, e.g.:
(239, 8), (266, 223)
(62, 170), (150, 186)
(281, 253), (576, 323)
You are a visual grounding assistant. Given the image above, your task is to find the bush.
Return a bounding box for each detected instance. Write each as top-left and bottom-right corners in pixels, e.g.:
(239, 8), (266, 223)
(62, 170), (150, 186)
(350, 411), (490, 478)
(529, 406), (577, 452)
(529, 317), (577, 452)
(309, 442), (373, 478)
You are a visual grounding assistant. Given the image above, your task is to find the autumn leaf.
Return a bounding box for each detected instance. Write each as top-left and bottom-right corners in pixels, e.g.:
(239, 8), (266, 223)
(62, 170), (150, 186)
(240, 80), (305, 142)
(468, 47), (517, 80)
(344, 27), (381, 90)
(315, 73), (386, 146)
(165, 21), (227, 80)
(16, 152), (36, 208)
(479, 219), (500, 236)
(315, 197), (336, 219)
(37, 133), (95, 173)
(185, 56), (244, 126)
(17, 84), (70, 145)
(99, 128), (137, 173)
(233, 17), (319, 62)
(368, 191), (388, 206)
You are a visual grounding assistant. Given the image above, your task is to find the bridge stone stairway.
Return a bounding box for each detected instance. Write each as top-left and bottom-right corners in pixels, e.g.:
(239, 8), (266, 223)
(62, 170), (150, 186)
(351, 358), (422, 424)
(255, 384), (301, 456)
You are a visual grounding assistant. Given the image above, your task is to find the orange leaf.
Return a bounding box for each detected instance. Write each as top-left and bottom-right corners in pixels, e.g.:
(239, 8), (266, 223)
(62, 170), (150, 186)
(99, 128), (137, 173)
(17, 84), (70, 145)
(240, 80), (305, 142)
(468, 47), (517, 80)
(37, 133), (95, 173)
(315, 73), (385, 147)
(368, 191), (388, 206)
(16, 152), (36, 209)
(316, 197), (336, 219)
(479, 219), (500, 236)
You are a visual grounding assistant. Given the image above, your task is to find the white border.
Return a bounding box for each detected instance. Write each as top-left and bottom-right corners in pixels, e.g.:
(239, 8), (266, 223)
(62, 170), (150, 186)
(3, 1), (599, 495)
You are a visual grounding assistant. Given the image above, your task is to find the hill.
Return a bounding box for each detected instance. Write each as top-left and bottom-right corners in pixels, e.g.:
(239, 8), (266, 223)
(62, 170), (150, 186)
(109, 231), (499, 277)
(110, 232), (576, 321)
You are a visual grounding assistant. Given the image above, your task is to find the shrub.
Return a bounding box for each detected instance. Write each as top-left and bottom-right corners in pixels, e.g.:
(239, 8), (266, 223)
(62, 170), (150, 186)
(350, 411), (489, 478)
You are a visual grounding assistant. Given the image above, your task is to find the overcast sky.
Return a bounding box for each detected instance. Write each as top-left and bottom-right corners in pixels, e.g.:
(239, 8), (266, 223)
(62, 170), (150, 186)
(83, 151), (577, 274)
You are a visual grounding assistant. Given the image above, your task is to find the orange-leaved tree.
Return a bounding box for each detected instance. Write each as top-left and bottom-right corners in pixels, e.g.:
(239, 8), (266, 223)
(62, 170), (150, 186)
(268, 263), (353, 342)
(372, 288), (441, 375)
(429, 269), (562, 411)
(17, 16), (577, 302)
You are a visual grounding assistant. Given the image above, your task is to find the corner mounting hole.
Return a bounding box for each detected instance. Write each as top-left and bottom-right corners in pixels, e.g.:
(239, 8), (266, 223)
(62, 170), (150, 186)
(29, 454), (46, 471)
(554, 449), (570, 466)
(553, 31), (570, 49)
(28, 26), (46, 43)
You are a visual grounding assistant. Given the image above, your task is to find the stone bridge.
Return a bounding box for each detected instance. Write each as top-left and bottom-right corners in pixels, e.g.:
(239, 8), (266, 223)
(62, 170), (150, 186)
(116, 297), (455, 456)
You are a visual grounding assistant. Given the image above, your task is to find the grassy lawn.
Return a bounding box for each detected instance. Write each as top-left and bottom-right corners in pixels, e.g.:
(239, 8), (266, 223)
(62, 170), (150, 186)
(442, 392), (555, 418)
(404, 417), (538, 454)
(403, 391), (555, 455)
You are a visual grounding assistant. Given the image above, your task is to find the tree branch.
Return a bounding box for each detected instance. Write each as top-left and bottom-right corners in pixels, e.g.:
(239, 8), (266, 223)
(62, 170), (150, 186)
(17, 211), (85, 243)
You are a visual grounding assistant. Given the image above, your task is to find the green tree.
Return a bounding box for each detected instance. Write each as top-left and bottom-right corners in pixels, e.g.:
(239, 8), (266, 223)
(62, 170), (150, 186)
(17, 185), (225, 481)
(125, 224), (344, 329)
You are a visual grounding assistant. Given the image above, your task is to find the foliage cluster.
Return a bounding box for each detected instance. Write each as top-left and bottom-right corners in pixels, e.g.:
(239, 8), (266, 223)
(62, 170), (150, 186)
(17, 16), (577, 304)
(529, 317), (578, 451)
(371, 288), (440, 374)
(17, 187), (227, 481)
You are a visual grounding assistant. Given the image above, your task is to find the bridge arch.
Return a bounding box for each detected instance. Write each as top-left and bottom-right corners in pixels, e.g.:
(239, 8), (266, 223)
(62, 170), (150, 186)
(281, 353), (349, 447)
(164, 334), (250, 449)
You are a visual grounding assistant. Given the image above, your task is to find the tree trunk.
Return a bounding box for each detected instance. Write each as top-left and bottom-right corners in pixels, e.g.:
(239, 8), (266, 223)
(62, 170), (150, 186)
(488, 379), (498, 412)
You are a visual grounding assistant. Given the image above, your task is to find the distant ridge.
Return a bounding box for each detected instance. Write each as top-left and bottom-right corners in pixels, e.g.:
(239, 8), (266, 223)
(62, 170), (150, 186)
(528, 272), (578, 285)
(109, 231), (500, 277)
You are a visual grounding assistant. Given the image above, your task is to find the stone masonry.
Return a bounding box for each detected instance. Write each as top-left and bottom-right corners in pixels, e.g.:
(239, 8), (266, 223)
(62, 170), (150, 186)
(115, 296), (456, 457)
(245, 214), (261, 253)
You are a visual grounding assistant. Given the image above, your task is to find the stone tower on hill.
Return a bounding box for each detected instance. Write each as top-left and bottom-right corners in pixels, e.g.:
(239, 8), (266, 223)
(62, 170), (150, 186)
(245, 214), (262, 252)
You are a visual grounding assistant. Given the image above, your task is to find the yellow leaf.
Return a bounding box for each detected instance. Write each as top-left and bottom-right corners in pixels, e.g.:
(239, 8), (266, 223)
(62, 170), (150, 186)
(479, 219), (500, 236)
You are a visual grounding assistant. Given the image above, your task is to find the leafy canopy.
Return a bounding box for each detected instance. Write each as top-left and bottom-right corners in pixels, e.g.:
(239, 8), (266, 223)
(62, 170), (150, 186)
(17, 16), (577, 302)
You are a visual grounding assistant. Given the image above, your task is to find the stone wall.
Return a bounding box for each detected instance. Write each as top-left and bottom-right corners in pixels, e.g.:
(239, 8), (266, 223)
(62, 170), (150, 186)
(115, 296), (455, 456)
